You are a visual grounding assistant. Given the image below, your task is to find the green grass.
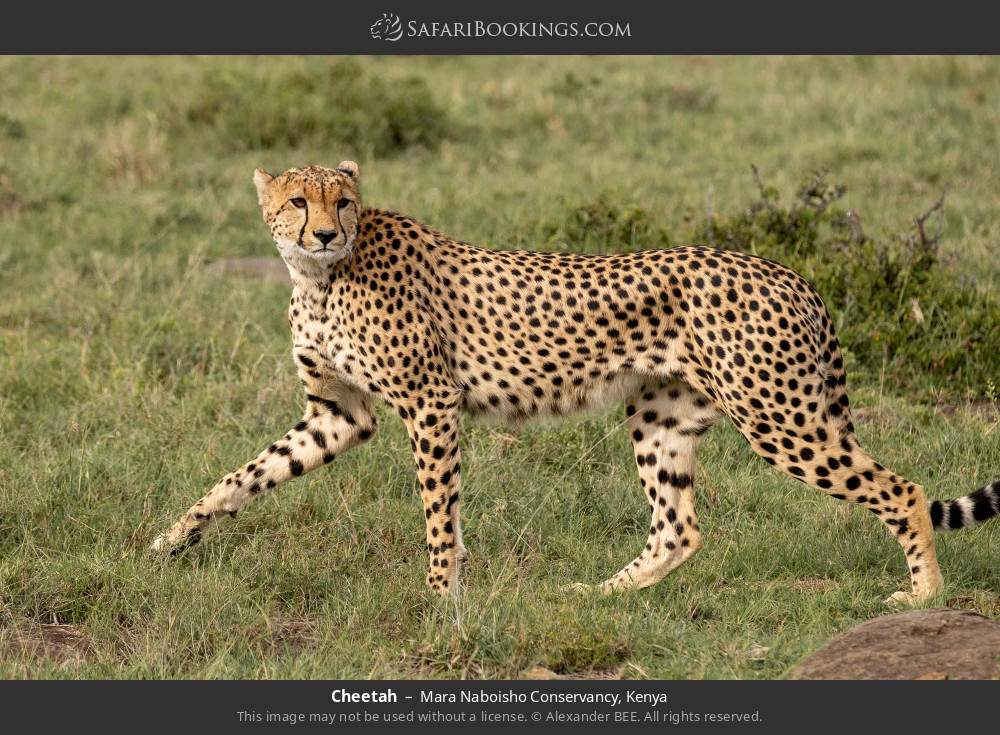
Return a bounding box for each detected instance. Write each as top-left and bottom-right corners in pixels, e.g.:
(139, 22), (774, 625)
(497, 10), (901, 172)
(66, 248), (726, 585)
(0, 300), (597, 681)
(0, 56), (998, 679)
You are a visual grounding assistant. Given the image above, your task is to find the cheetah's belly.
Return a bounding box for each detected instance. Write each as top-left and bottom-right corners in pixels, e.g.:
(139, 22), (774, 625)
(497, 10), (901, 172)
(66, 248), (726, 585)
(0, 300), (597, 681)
(457, 364), (647, 422)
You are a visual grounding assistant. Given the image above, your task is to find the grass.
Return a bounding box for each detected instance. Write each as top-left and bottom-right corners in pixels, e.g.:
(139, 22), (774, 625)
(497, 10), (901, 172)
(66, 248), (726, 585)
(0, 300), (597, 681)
(0, 56), (998, 679)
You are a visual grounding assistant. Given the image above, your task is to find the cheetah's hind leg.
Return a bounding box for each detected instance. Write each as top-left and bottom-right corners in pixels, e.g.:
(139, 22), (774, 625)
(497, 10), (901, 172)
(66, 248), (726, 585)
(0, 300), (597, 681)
(579, 380), (719, 594)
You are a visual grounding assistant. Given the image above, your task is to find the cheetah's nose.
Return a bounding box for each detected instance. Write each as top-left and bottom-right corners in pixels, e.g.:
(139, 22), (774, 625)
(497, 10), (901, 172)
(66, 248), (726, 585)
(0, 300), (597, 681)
(313, 229), (337, 246)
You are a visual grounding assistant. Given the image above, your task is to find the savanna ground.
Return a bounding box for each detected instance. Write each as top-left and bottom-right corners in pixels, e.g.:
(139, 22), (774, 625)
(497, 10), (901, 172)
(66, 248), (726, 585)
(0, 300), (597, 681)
(0, 56), (998, 679)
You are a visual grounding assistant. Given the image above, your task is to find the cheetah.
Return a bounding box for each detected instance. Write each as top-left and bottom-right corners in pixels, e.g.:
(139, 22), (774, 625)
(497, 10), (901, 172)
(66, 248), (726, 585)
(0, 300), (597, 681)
(152, 162), (1000, 604)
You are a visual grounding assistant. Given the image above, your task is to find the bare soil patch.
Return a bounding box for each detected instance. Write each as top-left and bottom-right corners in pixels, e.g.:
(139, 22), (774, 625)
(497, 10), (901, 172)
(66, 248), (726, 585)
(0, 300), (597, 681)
(210, 257), (289, 285)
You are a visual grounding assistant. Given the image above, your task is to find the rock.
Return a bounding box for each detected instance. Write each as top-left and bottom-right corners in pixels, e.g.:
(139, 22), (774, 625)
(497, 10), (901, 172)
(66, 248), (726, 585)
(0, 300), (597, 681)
(520, 665), (562, 680)
(791, 608), (1000, 680)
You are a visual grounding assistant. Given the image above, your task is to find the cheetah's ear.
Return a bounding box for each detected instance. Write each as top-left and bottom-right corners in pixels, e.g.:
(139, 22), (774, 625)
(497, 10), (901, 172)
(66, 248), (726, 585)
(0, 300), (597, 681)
(336, 160), (360, 183)
(252, 168), (274, 206)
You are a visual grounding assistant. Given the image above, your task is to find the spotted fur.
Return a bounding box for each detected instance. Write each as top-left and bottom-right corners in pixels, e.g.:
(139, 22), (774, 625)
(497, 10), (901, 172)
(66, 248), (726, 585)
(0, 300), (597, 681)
(152, 163), (999, 603)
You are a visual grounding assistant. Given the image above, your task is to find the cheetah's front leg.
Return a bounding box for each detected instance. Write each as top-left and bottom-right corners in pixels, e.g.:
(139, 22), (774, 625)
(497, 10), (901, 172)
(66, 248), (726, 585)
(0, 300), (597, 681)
(401, 400), (465, 595)
(151, 390), (375, 555)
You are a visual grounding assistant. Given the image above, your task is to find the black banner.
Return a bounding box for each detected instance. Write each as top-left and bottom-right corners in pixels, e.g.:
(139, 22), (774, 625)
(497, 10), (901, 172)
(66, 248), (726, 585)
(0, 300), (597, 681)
(0, 0), (998, 53)
(0, 680), (994, 733)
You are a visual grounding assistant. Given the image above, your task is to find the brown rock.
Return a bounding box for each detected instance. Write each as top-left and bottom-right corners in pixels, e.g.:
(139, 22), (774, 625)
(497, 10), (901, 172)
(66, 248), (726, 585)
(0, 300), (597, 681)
(791, 608), (1000, 680)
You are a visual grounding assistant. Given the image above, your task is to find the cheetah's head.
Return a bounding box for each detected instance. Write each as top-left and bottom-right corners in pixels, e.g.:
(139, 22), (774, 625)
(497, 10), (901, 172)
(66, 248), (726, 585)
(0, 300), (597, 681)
(253, 162), (362, 275)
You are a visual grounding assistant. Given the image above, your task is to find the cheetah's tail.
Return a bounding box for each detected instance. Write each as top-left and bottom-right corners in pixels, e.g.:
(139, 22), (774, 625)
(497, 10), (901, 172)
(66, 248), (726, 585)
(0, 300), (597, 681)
(930, 479), (1000, 531)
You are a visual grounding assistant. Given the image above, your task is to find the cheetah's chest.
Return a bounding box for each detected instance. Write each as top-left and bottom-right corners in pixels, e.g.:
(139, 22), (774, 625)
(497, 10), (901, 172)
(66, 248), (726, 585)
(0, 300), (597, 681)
(289, 307), (362, 389)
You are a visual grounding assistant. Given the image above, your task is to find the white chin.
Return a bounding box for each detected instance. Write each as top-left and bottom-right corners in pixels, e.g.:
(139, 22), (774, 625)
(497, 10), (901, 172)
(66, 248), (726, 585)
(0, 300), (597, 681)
(276, 240), (353, 272)
(310, 246), (351, 264)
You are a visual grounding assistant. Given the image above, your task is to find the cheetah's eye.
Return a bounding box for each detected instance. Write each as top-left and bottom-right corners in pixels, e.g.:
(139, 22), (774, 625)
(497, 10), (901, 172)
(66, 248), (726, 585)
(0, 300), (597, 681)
(290, 197), (307, 208)
(337, 198), (352, 209)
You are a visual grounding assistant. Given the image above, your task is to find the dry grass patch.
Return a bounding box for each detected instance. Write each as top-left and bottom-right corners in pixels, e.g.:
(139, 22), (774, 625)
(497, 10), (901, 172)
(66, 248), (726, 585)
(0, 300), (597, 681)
(5, 623), (94, 667)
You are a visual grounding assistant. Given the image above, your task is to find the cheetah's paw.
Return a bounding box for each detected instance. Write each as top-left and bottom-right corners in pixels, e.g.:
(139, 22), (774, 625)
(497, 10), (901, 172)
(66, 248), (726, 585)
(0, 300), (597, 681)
(563, 581), (611, 595)
(149, 526), (201, 559)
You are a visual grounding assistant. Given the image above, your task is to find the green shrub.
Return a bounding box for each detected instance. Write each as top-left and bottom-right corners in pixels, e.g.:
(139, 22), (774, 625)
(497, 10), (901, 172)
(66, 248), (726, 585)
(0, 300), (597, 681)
(0, 113), (26, 140)
(548, 71), (601, 99)
(641, 82), (718, 113)
(692, 169), (1000, 398)
(539, 193), (672, 253)
(181, 60), (454, 154)
(539, 170), (1000, 399)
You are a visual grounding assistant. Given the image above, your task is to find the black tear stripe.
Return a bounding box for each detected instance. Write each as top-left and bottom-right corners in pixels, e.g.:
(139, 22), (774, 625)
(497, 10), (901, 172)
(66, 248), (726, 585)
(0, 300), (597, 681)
(297, 206), (308, 248)
(335, 203), (347, 243)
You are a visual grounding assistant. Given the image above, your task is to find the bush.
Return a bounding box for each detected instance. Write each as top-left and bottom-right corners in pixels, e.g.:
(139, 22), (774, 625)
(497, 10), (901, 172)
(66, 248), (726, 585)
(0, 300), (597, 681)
(181, 60), (454, 155)
(539, 194), (672, 254)
(539, 170), (1000, 400)
(0, 113), (26, 140)
(641, 82), (718, 113)
(692, 168), (1000, 398)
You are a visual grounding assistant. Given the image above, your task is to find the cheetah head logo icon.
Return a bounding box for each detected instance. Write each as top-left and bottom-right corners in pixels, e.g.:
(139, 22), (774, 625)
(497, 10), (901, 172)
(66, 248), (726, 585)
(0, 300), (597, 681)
(370, 13), (403, 42)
